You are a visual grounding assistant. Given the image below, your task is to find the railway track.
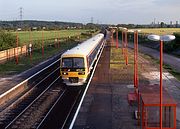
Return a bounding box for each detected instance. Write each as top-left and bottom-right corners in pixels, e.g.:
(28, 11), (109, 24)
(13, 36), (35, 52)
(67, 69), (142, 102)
(37, 87), (82, 129)
(0, 39), (106, 129)
(0, 64), (62, 128)
(36, 39), (106, 129)
(5, 77), (65, 129)
(0, 57), (61, 108)
(0, 56), (86, 129)
(0, 67), (82, 129)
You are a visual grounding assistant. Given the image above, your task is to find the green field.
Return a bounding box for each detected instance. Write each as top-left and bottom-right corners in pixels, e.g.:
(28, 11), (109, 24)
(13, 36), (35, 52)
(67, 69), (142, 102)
(11, 29), (90, 45)
(0, 29), (96, 75)
(137, 28), (180, 35)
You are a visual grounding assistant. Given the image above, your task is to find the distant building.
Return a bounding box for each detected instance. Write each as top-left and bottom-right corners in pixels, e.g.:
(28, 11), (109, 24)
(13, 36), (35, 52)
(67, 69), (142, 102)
(176, 21), (178, 28)
(17, 28), (22, 31)
(32, 27), (37, 30)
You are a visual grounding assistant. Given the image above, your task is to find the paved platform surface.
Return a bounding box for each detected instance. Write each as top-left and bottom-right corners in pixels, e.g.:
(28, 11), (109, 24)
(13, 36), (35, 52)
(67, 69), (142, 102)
(73, 40), (180, 129)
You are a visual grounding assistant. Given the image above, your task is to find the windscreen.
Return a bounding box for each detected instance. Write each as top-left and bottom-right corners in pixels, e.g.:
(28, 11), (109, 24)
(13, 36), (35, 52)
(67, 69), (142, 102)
(62, 57), (84, 68)
(62, 58), (73, 68)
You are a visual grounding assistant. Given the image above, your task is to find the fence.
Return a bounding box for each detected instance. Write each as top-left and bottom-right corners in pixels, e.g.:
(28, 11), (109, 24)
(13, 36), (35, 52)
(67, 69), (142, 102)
(0, 45), (27, 63)
(0, 32), (95, 64)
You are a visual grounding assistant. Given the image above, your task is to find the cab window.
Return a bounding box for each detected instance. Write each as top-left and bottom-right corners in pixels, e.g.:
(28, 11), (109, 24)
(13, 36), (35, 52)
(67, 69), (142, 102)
(73, 58), (84, 68)
(62, 57), (84, 68)
(62, 58), (72, 68)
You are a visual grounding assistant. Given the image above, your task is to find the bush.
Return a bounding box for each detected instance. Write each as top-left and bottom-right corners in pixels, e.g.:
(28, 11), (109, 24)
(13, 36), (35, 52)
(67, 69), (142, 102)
(174, 33), (180, 46)
(162, 33), (180, 53)
(0, 31), (17, 51)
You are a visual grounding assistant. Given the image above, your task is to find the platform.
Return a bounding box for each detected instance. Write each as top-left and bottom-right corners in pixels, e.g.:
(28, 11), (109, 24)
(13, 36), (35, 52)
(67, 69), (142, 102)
(73, 40), (180, 129)
(73, 42), (140, 129)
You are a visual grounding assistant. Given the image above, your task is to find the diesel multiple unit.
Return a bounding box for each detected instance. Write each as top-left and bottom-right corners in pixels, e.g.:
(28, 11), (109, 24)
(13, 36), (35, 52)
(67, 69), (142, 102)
(60, 33), (105, 86)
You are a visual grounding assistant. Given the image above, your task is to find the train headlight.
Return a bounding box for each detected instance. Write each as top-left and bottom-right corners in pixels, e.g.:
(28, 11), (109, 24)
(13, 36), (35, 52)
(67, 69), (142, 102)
(62, 72), (68, 75)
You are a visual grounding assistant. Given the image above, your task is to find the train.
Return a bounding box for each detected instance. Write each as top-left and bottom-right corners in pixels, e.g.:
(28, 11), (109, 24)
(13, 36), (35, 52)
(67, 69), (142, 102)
(60, 33), (105, 86)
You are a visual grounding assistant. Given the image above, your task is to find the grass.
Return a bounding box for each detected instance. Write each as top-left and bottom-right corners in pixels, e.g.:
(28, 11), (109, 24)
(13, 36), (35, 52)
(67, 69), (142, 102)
(110, 47), (131, 83)
(163, 64), (180, 80)
(11, 29), (91, 45)
(0, 30), (97, 76)
(110, 47), (122, 63)
(109, 46), (150, 84)
(137, 28), (180, 35)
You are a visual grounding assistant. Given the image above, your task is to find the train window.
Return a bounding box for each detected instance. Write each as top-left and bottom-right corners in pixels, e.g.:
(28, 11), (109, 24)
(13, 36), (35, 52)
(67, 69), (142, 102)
(73, 58), (84, 68)
(62, 58), (73, 68)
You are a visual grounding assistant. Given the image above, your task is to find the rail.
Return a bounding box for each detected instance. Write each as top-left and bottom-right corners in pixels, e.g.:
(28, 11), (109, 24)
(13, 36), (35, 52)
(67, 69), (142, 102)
(0, 54), (61, 106)
(5, 76), (61, 128)
(69, 40), (106, 129)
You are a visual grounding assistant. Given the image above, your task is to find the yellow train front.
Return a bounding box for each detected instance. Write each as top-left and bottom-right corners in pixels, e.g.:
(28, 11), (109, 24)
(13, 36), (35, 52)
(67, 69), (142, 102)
(60, 33), (104, 86)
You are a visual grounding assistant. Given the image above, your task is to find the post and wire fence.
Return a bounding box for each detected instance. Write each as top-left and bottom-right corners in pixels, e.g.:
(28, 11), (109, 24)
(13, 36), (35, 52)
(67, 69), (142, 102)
(0, 30), (96, 64)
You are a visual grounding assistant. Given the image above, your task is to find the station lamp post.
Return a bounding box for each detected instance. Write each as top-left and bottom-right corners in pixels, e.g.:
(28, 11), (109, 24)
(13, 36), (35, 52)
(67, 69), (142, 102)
(128, 29), (141, 88)
(128, 29), (141, 123)
(111, 31), (114, 45)
(122, 28), (128, 65)
(110, 27), (118, 46)
(118, 27), (123, 54)
(118, 27), (128, 65)
(122, 28), (127, 56)
(147, 34), (175, 129)
(125, 28), (128, 65)
(122, 31), (124, 55)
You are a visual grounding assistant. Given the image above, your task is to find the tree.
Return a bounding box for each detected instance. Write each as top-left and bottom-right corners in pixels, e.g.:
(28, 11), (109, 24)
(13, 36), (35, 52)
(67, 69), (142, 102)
(0, 31), (17, 51)
(160, 22), (165, 28)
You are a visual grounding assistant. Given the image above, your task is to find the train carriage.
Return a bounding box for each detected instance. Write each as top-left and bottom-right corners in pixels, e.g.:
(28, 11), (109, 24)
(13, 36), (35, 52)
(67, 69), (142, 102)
(60, 33), (104, 86)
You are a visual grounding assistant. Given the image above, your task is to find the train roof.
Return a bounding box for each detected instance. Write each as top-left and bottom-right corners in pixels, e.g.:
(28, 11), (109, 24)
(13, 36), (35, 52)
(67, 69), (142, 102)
(61, 33), (104, 57)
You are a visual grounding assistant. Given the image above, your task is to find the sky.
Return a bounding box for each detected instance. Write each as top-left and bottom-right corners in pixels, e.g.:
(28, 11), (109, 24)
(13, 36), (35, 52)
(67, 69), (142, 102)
(0, 0), (179, 24)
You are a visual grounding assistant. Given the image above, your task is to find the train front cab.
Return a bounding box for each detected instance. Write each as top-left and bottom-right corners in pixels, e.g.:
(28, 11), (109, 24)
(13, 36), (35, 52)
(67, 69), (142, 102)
(60, 55), (88, 86)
